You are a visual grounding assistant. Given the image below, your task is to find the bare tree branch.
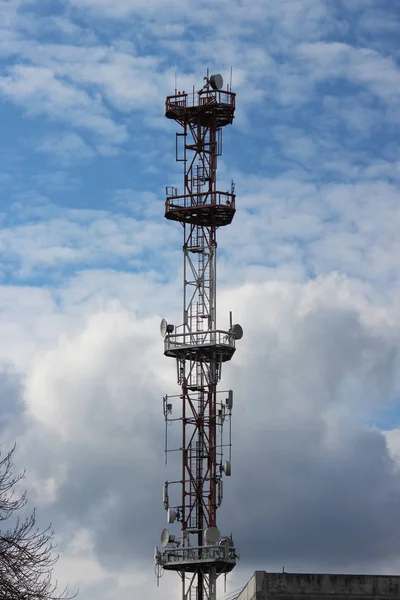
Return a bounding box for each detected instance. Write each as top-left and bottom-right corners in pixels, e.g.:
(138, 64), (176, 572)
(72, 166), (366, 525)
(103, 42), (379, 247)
(0, 445), (78, 600)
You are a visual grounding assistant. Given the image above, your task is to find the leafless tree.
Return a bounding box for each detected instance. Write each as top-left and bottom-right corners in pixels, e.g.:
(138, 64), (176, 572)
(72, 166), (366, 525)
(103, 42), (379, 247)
(0, 445), (77, 599)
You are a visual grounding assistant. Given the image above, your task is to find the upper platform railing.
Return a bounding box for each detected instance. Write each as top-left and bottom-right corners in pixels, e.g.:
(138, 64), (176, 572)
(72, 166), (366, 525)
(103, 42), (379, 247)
(166, 89), (235, 111)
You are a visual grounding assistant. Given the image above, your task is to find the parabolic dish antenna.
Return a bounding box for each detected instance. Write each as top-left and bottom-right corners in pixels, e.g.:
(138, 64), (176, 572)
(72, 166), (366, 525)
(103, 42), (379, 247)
(167, 508), (176, 524)
(210, 74), (223, 90)
(205, 526), (221, 544)
(223, 461), (231, 476)
(160, 318), (168, 338)
(161, 528), (174, 547)
(231, 323), (243, 340)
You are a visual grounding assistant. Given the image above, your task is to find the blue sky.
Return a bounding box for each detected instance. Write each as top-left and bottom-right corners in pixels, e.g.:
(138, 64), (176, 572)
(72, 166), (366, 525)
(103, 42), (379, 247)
(2, 0), (400, 599)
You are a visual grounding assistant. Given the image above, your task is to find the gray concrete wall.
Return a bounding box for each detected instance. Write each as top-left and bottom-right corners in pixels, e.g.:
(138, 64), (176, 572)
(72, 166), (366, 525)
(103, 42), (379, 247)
(237, 571), (400, 600)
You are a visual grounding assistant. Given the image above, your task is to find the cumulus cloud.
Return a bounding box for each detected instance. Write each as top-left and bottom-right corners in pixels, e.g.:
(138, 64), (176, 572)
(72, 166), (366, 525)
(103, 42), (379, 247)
(221, 277), (400, 571)
(4, 273), (400, 598)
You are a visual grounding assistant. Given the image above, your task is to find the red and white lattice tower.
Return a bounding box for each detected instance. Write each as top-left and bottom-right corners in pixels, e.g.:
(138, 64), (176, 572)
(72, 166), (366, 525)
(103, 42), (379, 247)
(155, 72), (242, 600)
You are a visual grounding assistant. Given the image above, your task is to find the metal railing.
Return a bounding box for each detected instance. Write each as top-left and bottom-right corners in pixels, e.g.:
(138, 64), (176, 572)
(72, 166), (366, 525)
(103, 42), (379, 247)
(166, 89), (235, 112)
(199, 90), (235, 108)
(164, 330), (235, 353)
(158, 544), (236, 566)
(165, 191), (235, 212)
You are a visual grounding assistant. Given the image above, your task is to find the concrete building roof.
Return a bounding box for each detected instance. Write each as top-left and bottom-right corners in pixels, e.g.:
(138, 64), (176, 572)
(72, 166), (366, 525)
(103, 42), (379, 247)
(237, 571), (400, 600)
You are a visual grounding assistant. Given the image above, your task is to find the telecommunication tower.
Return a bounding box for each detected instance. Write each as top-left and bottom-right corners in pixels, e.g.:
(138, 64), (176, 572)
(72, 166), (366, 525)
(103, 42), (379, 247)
(155, 72), (242, 600)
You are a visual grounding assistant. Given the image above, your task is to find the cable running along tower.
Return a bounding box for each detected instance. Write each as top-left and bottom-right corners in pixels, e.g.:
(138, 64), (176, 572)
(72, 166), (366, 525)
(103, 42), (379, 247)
(155, 72), (242, 600)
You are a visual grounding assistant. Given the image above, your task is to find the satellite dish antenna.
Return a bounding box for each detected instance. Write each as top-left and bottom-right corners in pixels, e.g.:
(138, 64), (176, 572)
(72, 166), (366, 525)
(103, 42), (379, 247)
(160, 318), (168, 338)
(167, 508), (176, 524)
(160, 528), (175, 547)
(210, 74), (223, 90)
(205, 526), (221, 544)
(231, 324), (243, 340)
(223, 461), (231, 476)
(160, 528), (169, 547)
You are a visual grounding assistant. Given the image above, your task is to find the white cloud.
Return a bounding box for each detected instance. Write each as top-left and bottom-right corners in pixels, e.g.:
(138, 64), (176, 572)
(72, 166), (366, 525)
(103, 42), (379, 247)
(358, 10), (400, 35)
(298, 42), (400, 109)
(23, 307), (168, 443)
(1, 272), (397, 593)
(37, 132), (95, 163)
(67, 0), (188, 18)
(66, 0), (340, 42)
(20, 43), (163, 112)
(0, 65), (128, 143)
(218, 174), (400, 289)
(0, 202), (179, 279)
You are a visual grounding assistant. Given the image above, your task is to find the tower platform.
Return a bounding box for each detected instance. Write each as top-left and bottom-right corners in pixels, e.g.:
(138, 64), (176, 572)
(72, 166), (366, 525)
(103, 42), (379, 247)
(156, 544), (236, 574)
(165, 90), (235, 128)
(164, 330), (236, 363)
(165, 191), (235, 227)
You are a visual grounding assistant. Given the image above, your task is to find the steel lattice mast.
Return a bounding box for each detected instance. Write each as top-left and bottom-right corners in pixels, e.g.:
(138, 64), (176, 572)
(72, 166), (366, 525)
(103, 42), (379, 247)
(155, 72), (242, 600)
